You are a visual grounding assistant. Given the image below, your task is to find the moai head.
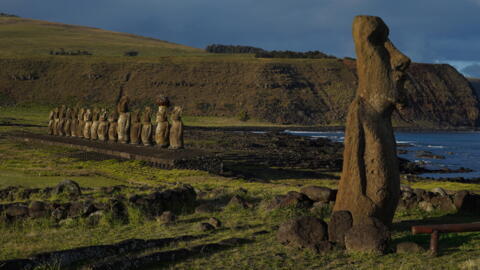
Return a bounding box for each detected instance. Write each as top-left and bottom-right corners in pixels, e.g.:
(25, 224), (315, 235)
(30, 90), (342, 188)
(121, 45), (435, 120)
(84, 109), (92, 121)
(117, 96), (130, 113)
(99, 109), (108, 121)
(66, 108), (72, 119)
(54, 107), (60, 118)
(171, 106), (183, 121)
(352, 16), (411, 113)
(59, 105), (66, 118)
(78, 108), (85, 120)
(142, 107), (152, 123)
(108, 111), (118, 122)
(92, 108), (100, 121)
(156, 95), (170, 107)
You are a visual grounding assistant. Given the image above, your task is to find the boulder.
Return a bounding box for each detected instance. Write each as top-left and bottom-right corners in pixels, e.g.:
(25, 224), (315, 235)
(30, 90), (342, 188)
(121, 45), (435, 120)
(277, 191), (313, 209)
(198, 222), (215, 232)
(418, 201), (434, 212)
(157, 211), (176, 224)
(431, 187), (448, 197)
(208, 217), (222, 228)
(276, 216), (328, 252)
(396, 242), (425, 254)
(6, 204), (29, 218)
(344, 217), (390, 254)
(28, 201), (49, 218)
(454, 191), (480, 214)
(300, 186), (336, 202)
(53, 180), (81, 196)
(195, 203), (216, 214)
(328, 211), (353, 247)
(227, 195), (251, 209)
(430, 196), (456, 212)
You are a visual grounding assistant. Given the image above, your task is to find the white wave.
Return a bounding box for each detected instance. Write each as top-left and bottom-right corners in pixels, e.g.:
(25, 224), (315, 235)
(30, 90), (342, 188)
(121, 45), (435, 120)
(427, 145), (445, 149)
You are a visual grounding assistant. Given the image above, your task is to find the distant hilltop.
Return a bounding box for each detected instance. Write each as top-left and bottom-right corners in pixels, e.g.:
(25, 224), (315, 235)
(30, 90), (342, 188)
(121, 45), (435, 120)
(0, 16), (478, 128)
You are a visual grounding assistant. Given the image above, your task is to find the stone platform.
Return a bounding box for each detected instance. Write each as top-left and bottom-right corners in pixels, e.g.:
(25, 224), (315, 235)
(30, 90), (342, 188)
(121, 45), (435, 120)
(10, 132), (223, 174)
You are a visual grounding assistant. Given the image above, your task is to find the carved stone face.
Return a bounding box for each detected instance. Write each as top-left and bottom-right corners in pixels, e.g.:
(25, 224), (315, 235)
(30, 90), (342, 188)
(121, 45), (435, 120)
(353, 16), (411, 112)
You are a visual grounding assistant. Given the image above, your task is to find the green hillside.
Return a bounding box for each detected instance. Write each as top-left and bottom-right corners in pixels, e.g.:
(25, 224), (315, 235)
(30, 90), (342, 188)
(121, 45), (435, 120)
(0, 16), (205, 57)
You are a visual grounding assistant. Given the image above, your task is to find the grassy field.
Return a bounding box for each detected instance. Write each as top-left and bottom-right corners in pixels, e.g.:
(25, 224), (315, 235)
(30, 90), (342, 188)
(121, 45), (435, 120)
(0, 107), (479, 269)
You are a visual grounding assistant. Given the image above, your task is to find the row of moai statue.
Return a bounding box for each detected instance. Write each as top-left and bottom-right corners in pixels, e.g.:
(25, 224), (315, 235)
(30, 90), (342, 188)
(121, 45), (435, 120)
(47, 96), (184, 149)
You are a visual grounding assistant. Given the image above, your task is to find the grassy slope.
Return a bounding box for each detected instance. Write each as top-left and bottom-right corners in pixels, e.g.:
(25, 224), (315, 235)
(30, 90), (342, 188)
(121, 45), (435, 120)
(1, 109), (480, 269)
(0, 16), (204, 58)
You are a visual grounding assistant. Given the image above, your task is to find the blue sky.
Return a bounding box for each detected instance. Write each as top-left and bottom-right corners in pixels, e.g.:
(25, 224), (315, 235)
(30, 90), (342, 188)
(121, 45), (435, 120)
(3, 0), (480, 77)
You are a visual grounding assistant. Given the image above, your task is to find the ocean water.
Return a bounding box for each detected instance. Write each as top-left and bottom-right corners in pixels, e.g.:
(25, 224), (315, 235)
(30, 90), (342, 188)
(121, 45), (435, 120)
(284, 130), (480, 179)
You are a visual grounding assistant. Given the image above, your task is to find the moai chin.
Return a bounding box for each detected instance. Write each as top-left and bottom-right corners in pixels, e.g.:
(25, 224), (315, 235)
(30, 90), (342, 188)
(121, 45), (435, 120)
(108, 111), (119, 142)
(117, 96), (130, 144)
(155, 95), (170, 148)
(169, 106), (184, 149)
(333, 16), (411, 227)
(141, 107), (153, 146)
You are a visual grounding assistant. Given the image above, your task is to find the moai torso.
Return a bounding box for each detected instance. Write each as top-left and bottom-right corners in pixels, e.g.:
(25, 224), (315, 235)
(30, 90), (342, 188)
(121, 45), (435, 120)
(70, 108), (78, 137)
(83, 109), (93, 139)
(90, 109), (100, 140)
(169, 106), (184, 149)
(117, 96), (130, 144)
(130, 112), (142, 145)
(333, 16), (411, 227)
(77, 108), (86, 138)
(141, 107), (153, 146)
(48, 109), (55, 135)
(53, 108), (60, 136)
(57, 105), (66, 136)
(97, 110), (109, 141)
(64, 108), (72, 136)
(108, 112), (119, 142)
(155, 106), (169, 147)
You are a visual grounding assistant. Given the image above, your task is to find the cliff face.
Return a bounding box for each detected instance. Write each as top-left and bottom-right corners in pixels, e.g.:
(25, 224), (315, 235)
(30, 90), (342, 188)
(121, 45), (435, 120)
(0, 57), (478, 128)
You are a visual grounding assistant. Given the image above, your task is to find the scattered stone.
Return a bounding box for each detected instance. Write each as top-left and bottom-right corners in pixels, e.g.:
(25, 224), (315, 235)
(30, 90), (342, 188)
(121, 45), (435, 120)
(262, 195), (286, 210)
(277, 191), (313, 209)
(344, 217), (390, 254)
(416, 150), (445, 160)
(208, 217), (222, 228)
(396, 242), (425, 254)
(276, 216), (328, 252)
(6, 204), (29, 218)
(300, 186), (336, 202)
(195, 203), (216, 214)
(86, 211), (105, 226)
(413, 189), (426, 200)
(430, 196), (456, 212)
(227, 195), (251, 209)
(431, 187), (448, 197)
(198, 222), (215, 232)
(328, 211), (353, 247)
(400, 185), (413, 193)
(53, 179), (82, 196)
(28, 201), (49, 218)
(454, 191), (480, 214)
(418, 201), (434, 212)
(157, 211), (176, 224)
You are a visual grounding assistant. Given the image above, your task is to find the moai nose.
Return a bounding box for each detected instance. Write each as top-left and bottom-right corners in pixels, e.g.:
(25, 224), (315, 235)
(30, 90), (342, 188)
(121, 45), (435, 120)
(385, 40), (411, 72)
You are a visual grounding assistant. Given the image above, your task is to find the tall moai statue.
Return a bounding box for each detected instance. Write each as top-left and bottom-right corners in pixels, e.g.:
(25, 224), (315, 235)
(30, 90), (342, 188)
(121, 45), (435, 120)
(57, 105), (66, 136)
(108, 111), (119, 142)
(117, 96), (131, 144)
(83, 109), (93, 139)
(97, 109), (109, 142)
(70, 108), (78, 137)
(141, 107), (153, 146)
(64, 107), (73, 136)
(155, 95), (170, 148)
(53, 107), (60, 136)
(77, 108), (86, 138)
(169, 106), (184, 149)
(129, 111), (142, 145)
(333, 16), (411, 227)
(90, 108), (100, 140)
(48, 108), (55, 135)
